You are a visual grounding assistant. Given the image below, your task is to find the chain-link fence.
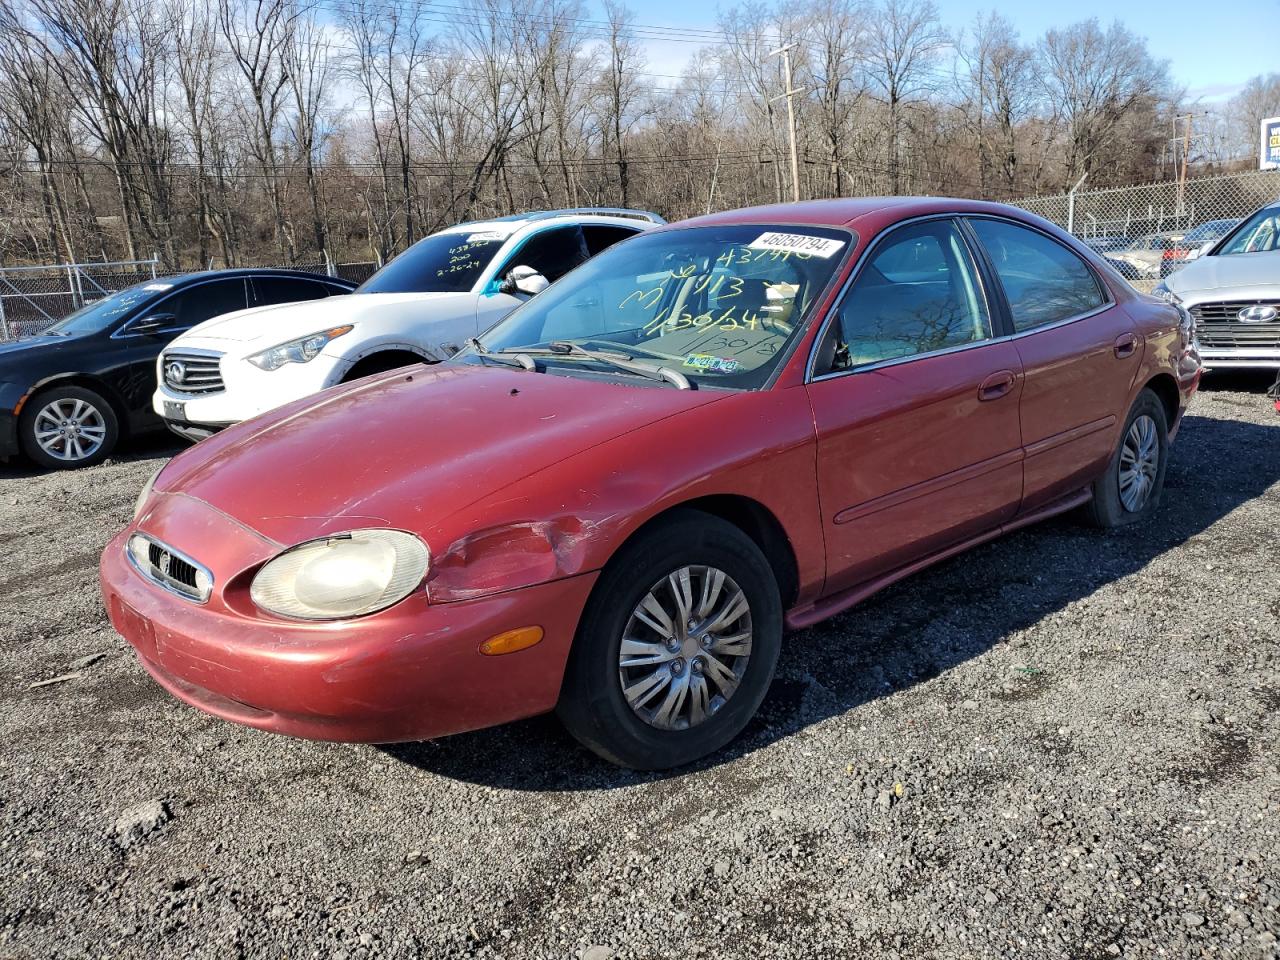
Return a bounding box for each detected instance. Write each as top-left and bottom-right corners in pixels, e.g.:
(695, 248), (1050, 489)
(4, 170), (1278, 338)
(0, 260), (161, 340)
(1013, 168), (1280, 292)
(0, 259), (380, 341)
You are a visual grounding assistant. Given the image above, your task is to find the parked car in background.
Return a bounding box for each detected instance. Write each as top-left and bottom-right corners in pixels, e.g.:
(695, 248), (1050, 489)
(1104, 254), (1143, 280)
(154, 208), (660, 441)
(1082, 235), (1130, 255)
(1159, 219), (1241, 277)
(1108, 231), (1185, 280)
(0, 269), (354, 469)
(104, 197), (1200, 769)
(1154, 200), (1280, 369)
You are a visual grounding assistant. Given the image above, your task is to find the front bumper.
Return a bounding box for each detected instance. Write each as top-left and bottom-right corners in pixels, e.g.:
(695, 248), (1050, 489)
(153, 349), (352, 426)
(100, 508), (598, 743)
(0, 411), (17, 458)
(1198, 348), (1280, 369)
(0, 382), (28, 458)
(164, 418), (232, 443)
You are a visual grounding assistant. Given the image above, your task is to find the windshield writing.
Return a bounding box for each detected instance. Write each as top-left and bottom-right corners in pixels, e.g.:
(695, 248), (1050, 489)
(476, 224), (850, 388)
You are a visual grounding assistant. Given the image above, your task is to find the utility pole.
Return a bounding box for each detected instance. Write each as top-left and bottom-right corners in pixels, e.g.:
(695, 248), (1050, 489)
(768, 44), (802, 203)
(1178, 113), (1192, 217)
(1168, 112), (1201, 218)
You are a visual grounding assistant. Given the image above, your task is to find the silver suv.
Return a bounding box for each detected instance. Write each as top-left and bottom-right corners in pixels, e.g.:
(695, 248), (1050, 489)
(1155, 200), (1280, 369)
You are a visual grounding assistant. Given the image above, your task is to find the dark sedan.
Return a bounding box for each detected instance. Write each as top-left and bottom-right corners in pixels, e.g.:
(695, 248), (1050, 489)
(0, 269), (355, 469)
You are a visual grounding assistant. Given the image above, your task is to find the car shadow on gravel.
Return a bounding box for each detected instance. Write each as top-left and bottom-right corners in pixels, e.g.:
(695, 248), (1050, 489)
(389, 408), (1280, 790)
(0, 431), (183, 479)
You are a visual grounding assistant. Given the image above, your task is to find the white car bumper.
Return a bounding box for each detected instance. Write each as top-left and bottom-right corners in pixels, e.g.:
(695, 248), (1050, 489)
(153, 346), (353, 431)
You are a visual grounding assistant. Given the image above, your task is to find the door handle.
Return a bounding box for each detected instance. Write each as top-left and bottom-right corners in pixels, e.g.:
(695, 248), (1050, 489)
(1114, 333), (1139, 358)
(978, 369), (1016, 401)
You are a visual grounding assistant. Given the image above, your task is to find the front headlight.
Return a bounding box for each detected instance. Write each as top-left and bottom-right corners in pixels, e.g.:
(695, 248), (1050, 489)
(249, 529), (429, 620)
(133, 466), (164, 518)
(1151, 281), (1179, 304)
(248, 325), (354, 371)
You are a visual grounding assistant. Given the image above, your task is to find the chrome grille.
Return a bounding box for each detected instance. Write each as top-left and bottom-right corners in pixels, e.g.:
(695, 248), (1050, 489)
(148, 542), (199, 591)
(127, 534), (212, 603)
(1189, 300), (1280, 324)
(1189, 300), (1280, 350)
(162, 350), (224, 394)
(1195, 323), (1280, 349)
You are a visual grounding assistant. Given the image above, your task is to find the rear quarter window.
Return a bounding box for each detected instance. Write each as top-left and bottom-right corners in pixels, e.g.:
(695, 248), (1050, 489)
(969, 219), (1106, 332)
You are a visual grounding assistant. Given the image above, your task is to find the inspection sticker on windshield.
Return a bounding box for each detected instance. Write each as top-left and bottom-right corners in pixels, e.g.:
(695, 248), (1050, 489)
(466, 231), (505, 244)
(684, 354), (741, 374)
(142, 282), (173, 291)
(748, 232), (845, 259)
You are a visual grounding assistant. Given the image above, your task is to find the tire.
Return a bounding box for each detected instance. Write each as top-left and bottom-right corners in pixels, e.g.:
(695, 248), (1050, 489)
(19, 385), (120, 470)
(557, 509), (782, 770)
(1082, 388), (1168, 528)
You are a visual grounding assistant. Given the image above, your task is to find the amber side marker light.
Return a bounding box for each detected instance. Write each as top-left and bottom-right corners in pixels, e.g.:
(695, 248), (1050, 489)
(480, 626), (544, 656)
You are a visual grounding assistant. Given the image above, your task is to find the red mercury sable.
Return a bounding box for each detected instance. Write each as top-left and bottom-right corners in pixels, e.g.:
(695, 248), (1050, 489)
(101, 199), (1201, 769)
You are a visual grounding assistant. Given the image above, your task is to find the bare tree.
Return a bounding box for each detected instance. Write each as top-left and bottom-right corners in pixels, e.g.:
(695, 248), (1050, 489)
(287, 5), (334, 260)
(862, 0), (946, 195)
(1039, 19), (1171, 186)
(219, 0), (298, 259)
(955, 12), (1037, 195)
(1225, 73), (1280, 160)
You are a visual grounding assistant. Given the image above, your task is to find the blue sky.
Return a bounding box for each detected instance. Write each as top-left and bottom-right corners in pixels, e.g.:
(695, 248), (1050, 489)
(620, 0), (1274, 102)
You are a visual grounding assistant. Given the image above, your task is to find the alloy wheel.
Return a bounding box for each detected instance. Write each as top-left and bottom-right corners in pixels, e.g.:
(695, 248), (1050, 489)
(32, 397), (107, 463)
(617, 564), (753, 731)
(1118, 413), (1159, 513)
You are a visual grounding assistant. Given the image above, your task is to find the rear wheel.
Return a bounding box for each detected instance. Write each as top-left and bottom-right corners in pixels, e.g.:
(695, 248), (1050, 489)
(1082, 388), (1168, 528)
(19, 385), (119, 469)
(557, 510), (782, 770)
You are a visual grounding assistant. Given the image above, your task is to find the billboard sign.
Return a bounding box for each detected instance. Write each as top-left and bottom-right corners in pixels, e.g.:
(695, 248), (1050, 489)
(1263, 116), (1280, 171)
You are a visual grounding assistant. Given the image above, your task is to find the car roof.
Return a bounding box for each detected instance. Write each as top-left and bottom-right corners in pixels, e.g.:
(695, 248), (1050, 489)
(155, 268), (354, 287)
(449, 208), (665, 233)
(665, 196), (1066, 234)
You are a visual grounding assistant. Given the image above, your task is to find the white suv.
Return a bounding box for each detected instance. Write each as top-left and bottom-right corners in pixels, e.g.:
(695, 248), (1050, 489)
(153, 208), (661, 439)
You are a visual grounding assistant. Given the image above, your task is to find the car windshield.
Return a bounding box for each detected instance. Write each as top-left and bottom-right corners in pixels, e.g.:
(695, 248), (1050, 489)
(356, 230), (508, 294)
(1184, 221), (1234, 244)
(475, 224), (852, 389)
(1215, 207), (1280, 256)
(42, 281), (167, 336)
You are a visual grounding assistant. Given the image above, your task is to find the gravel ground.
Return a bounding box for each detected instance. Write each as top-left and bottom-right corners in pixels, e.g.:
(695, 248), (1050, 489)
(1, 374), (1278, 960)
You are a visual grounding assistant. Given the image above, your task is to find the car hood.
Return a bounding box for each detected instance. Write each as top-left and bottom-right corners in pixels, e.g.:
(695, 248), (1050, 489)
(0, 334), (58, 356)
(152, 363), (725, 546)
(175, 291), (474, 348)
(1167, 251), (1280, 295)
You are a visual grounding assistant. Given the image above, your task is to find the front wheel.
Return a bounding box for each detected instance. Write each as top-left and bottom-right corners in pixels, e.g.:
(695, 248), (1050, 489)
(557, 510), (782, 770)
(1082, 388), (1169, 528)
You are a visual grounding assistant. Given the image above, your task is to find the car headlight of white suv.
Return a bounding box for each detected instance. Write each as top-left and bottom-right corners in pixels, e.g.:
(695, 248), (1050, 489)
(247, 325), (354, 371)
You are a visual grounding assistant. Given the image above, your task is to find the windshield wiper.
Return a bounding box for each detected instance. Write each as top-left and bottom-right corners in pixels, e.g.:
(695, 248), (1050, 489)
(466, 337), (537, 371)
(497, 341), (691, 390)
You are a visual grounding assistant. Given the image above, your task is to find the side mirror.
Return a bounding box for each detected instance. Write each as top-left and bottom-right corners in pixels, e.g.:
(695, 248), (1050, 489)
(500, 265), (549, 297)
(1185, 248), (1202, 261)
(128, 313), (176, 335)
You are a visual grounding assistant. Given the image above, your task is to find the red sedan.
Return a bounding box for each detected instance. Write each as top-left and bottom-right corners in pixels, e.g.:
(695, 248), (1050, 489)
(101, 198), (1201, 769)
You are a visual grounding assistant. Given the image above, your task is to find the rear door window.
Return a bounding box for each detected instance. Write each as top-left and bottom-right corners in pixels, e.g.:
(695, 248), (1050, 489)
(252, 276), (333, 307)
(967, 219), (1106, 332)
(162, 279), (250, 330)
(582, 225), (641, 256)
